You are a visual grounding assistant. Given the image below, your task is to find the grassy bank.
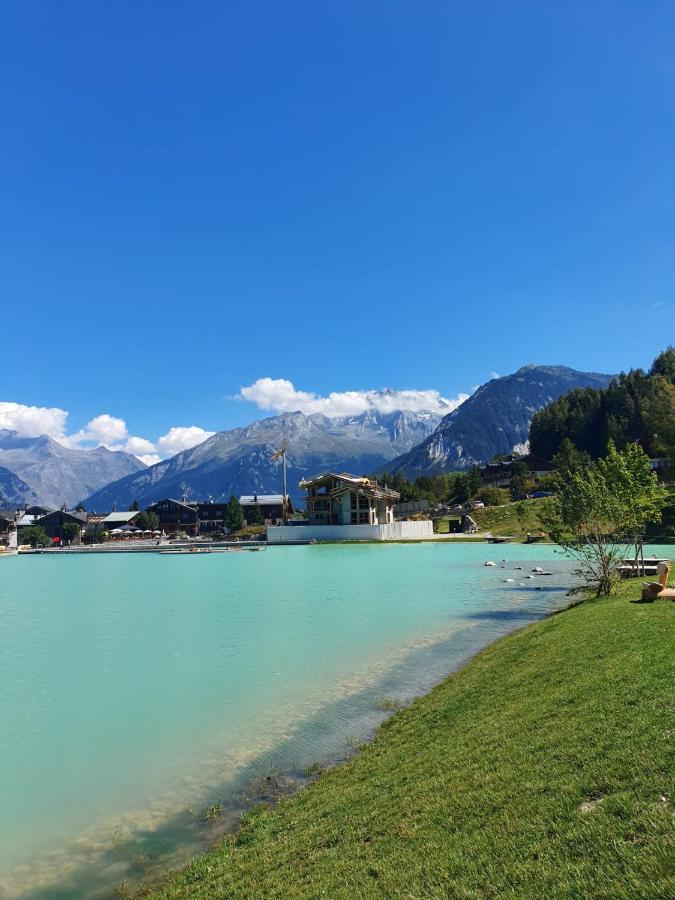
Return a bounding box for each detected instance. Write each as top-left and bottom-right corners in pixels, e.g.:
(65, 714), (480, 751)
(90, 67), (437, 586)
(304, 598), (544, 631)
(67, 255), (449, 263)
(472, 496), (552, 539)
(148, 578), (673, 899)
(434, 497), (552, 540)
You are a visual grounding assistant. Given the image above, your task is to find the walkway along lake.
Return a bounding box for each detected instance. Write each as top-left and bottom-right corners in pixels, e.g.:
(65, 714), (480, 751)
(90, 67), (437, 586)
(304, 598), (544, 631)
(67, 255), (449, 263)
(1, 543), (660, 898)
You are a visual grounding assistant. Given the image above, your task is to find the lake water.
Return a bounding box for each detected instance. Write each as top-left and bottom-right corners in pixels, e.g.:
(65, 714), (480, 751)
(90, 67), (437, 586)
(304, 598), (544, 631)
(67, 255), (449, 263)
(0, 543), (654, 898)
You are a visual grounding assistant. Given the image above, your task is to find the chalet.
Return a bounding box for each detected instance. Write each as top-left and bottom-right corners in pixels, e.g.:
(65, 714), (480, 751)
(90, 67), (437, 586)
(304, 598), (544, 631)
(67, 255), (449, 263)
(147, 499), (199, 536)
(267, 472), (434, 542)
(102, 511), (141, 530)
(302, 473), (398, 525)
(0, 509), (16, 543)
(239, 494), (293, 526)
(195, 502), (228, 534)
(480, 454), (555, 487)
(35, 509), (86, 543)
(24, 505), (53, 517)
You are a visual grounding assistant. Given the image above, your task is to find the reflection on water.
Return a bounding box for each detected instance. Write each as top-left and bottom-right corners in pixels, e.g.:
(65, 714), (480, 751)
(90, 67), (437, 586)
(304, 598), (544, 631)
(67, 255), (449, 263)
(1, 542), (644, 898)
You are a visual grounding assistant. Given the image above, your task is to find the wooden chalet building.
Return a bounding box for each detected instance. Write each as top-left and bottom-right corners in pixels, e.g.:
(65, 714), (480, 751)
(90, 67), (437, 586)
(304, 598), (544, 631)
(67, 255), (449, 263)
(302, 473), (399, 526)
(267, 472), (434, 542)
(239, 494), (293, 526)
(147, 499), (199, 536)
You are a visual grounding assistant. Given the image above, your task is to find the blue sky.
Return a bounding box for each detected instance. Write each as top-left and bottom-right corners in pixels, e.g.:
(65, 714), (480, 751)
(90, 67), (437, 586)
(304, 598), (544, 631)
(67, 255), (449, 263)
(2, 2), (674, 461)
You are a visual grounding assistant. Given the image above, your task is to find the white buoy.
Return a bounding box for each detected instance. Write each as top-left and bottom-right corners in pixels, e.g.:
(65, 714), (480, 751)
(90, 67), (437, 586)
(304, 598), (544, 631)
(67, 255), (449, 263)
(504, 578), (515, 583)
(484, 560), (497, 567)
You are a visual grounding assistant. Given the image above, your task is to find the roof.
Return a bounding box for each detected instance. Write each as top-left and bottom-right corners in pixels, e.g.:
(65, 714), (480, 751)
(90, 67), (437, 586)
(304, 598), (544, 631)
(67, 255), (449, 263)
(103, 511), (140, 524)
(239, 495), (285, 505)
(300, 472), (371, 488)
(147, 498), (198, 512)
(17, 514), (37, 527)
(299, 472), (400, 501)
(37, 510), (87, 524)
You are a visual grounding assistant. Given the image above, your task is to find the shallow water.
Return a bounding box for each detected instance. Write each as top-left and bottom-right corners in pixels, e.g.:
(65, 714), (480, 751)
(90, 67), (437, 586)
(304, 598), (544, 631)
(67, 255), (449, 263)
(0, 543), (658, 897)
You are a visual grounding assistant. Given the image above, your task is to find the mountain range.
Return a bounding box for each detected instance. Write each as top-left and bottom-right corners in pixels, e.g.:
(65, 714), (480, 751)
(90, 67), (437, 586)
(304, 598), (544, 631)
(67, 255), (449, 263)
(81, 407), (444, 510)
(0, 431), (146, 509)
(384, 366), (613, 477)
(1, 366), (615, 512)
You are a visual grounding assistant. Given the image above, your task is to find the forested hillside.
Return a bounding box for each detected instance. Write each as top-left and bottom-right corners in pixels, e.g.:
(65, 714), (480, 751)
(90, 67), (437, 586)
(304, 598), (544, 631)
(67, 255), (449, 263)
(529, 347), (675, 461)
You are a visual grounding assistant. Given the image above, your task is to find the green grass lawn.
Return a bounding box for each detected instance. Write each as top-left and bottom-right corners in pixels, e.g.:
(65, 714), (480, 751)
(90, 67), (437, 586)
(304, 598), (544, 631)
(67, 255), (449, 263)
(472, 496), (552, 539)
(147, 578), (673, 899)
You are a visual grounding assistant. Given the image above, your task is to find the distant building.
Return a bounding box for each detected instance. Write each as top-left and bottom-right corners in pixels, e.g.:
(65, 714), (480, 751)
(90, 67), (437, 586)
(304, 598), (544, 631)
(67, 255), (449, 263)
(24, 505), (53, 518)
(102, 511), (141, 530)
(35, 509), (86, 543)
(195, 502), (229, 534)
(239, 494), (293, 526)
(267, 473), (434, 542)
(480, 454), (555, 486)
(146, 499), (199, 536)
(0, 509), (16, 543)
(302, 473), (398, 526)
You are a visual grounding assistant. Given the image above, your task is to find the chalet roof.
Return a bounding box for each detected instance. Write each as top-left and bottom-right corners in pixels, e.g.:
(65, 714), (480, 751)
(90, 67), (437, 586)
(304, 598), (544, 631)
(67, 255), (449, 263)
(147, 498), (198, 512)
(17, 514), (37, 527)
(299, 472), (400, 501)
(103, 511), (140, 524)
(239, 495), (285, 506)
(38, 510), (87, 524)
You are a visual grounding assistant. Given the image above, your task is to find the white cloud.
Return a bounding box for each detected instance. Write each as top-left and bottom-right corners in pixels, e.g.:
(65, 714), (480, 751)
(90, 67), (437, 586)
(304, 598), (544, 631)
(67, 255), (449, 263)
(69, 413), (129, 447)
(124, 435), (157, 456)
(0, 401), (70, 439)
(157, 426), (215, 456)
(0, 400), (217, 466)
(137, 453), (162, 466)
(238, 378), (468, 418)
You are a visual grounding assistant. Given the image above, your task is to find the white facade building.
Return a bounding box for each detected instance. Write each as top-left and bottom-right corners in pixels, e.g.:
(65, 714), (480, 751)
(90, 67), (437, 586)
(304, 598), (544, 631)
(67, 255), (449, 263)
(267, 473), (434, 543)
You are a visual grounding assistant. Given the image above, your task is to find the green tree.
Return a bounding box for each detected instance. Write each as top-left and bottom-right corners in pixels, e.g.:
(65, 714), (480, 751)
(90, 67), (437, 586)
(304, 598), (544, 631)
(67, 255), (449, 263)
(250, 502), (264, 526)
(454, 473), (471, 505)
(596, 441), (666, 568)
(60, 521), (81, 545)
(129, 499), (140, 511)
(224, 495), (244, 532)
(468, 466), (482, 499)
(135, 510), (159, 531)
(19, 525), (50, 548)
(643, 377), (675, 458)
(552, 438), (591, 474)
(649, 345), (675, 383)
(542, 442), (666, 597)
(541, 465), (624, 597)
(476, 486), (508, 507)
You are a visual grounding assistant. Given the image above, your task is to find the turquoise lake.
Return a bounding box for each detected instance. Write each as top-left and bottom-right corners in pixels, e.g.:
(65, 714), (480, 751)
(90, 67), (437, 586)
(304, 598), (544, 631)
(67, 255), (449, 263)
(0, 543), (657, 898)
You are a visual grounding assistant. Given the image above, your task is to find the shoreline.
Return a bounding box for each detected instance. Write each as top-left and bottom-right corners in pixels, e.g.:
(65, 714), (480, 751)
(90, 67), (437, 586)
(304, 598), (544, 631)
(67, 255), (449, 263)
(145, 573), (673, 898)
(1, 556), (576, 899)
(3, 555), (670, 897)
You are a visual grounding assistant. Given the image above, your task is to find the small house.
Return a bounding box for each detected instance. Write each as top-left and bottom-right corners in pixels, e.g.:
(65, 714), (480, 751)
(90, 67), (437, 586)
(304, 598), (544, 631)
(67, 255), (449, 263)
(35, 509), (86, 543)
(239, 494), (293, 526)
(146, 499), (199, 536)
(102, 511), (142, 531)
